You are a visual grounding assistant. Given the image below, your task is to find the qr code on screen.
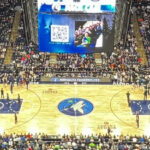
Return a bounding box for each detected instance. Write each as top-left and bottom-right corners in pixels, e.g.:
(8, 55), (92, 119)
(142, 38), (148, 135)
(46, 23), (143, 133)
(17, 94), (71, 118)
(51, 25), (69, 42)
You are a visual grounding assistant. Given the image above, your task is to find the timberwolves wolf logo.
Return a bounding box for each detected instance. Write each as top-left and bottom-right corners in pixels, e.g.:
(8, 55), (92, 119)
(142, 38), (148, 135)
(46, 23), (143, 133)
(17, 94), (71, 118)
(58, 98), (94, 116)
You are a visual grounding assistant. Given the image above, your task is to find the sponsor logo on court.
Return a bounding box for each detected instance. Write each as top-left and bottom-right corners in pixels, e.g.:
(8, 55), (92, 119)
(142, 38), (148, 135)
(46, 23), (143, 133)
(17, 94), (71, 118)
(58, 98), (94, 116)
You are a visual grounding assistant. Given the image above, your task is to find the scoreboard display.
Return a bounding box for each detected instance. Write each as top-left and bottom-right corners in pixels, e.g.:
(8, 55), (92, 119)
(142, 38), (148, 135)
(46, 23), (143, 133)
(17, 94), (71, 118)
(38, 0), (116, 53)
(38, 0), (116, 13)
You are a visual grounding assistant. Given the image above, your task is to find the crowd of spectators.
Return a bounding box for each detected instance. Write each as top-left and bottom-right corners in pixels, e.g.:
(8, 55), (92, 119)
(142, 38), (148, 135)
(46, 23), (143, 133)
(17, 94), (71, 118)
(56, 54), (96, 72)
(0, 0), (150, 86)
(0, 0), (16, 67)
(0, 133), (150, 150)
(0, 38), (149, 85)
(97, 24), (149, 84)
(133, 0), (150, 3)
(133, 1), (150, 66)
(53, 22), (150, 84)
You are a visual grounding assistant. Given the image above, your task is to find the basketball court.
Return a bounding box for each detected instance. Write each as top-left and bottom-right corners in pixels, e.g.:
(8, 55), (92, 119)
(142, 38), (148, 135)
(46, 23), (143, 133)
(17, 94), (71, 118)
(0, 84), (149, 136)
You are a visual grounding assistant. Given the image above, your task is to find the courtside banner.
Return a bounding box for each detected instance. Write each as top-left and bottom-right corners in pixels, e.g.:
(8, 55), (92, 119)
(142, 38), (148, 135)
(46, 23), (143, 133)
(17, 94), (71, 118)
(50, 78), (100, 82)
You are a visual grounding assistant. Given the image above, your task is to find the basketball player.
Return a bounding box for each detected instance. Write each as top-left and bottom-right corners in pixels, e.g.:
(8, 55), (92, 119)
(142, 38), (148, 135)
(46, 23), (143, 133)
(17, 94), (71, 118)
(126, 91), (130, 107)
(144, 89), (148, 100)
(10, 82), (13, 94)
(1, 88), (4, 98)
(25, 78), (29, 90)
(148, 84), (150, 95)
(107, 126), (111, 135)
(15, 112), (17, 124)
(17, 94), (21, 104)
(7, 93), (9, 100)
(136, 111), (139, 128)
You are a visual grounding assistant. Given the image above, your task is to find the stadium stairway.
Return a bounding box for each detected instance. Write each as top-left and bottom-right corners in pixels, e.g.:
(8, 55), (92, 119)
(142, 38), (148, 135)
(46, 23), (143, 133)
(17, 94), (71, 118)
(4, 11), (22, 65)
(49, 53), (57, 65)
(131, 13), (148, 66)
(94, 53), (101, 66)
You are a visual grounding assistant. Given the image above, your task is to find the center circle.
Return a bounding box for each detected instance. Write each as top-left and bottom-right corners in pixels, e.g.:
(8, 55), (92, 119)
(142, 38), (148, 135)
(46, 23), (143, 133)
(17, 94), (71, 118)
(58, 98), (94, 116)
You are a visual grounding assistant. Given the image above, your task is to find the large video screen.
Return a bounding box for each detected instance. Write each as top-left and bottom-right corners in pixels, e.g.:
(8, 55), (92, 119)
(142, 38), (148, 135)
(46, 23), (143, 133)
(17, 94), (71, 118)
(38, 0), (116, 13)
(75, 21), (103, 48)
(38, 13), (115, 53)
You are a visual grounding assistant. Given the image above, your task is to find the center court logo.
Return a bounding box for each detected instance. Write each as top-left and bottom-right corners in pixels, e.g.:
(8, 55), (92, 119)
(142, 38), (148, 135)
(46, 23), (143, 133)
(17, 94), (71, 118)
(58, 98), (94, 116)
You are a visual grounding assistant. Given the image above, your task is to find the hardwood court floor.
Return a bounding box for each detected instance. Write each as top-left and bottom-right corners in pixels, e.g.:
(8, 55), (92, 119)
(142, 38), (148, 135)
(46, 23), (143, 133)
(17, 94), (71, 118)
(0, 84), (149, 136)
